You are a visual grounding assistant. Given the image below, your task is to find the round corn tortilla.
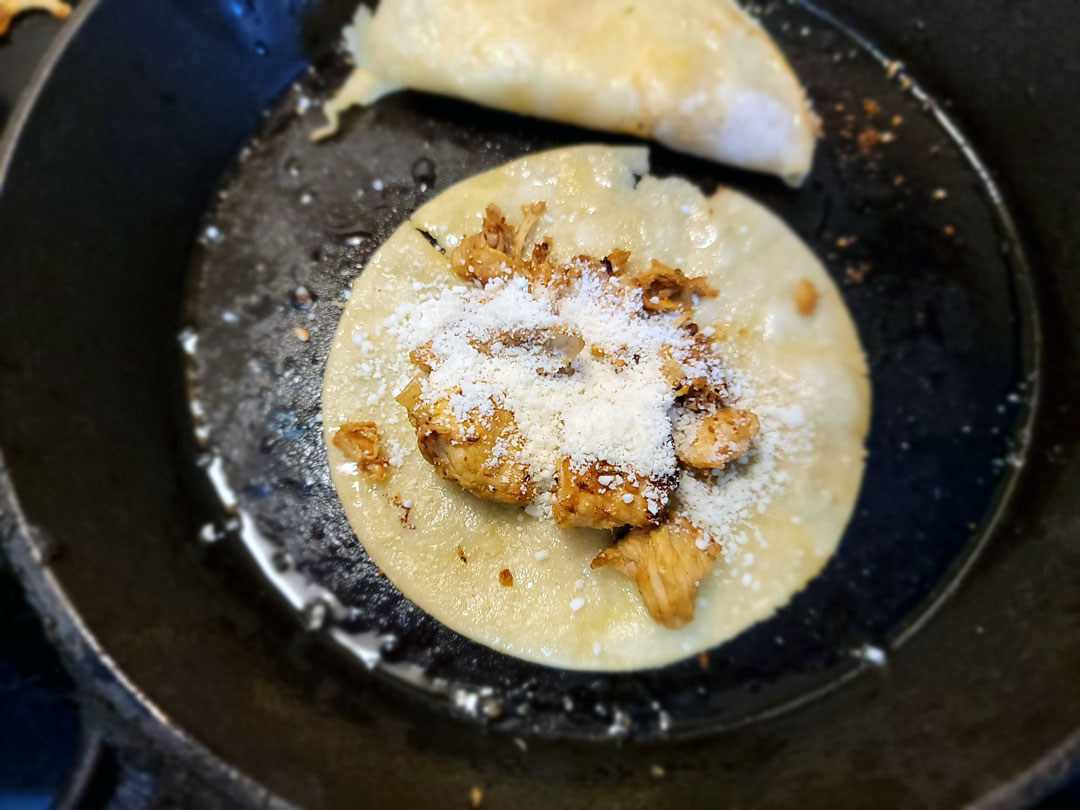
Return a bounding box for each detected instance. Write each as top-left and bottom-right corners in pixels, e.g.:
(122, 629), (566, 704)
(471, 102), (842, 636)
(323, 145), (869, 671)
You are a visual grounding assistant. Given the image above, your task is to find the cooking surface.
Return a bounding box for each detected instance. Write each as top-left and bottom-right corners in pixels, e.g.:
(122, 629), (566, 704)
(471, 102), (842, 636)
(185, 0), (1033, 738)
(1, 0), (1079, 807)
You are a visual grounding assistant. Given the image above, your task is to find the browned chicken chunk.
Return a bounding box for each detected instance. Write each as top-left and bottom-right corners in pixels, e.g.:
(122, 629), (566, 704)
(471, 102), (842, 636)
(591, 516), (720, 629)
(332, 421), (391, 481)
(674, 408), (760, 469)
(635, 260), (718, 312)
(449, 203), (516, 283)
(449, 202), (547, 284)
(510, 202), (546, 265)
(552, 459), (669, 529)
(474, 326), (584, 374)
(397, 378), (534, 504)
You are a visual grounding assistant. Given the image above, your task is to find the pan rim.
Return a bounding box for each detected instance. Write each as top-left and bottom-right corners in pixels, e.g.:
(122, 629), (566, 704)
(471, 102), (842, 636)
(0, 0), (1065, 806)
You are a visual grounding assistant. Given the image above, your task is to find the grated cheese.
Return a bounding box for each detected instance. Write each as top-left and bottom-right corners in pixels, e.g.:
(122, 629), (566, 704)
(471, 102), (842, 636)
(374, 237), (811, 535)
(383, 263), (726, 511)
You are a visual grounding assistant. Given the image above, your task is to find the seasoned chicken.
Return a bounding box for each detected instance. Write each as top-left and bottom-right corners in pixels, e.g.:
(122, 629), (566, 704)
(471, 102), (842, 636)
(529, 248), (631, 297)
(635, 260), (718, 312)
(0, 0), (70, 36)
(449, 202), (547, 283)
(396, 378), (534, 504)
(591, 516), (721, 629)
(674, 407), (760, 469)
(552, 459), (668, 529)
(510, 202), (546, 266)
(332, 421), (391, 480)
(449, 204), (516, 283)
(474, 326), (584, 375)
(659, 336), (730, 411)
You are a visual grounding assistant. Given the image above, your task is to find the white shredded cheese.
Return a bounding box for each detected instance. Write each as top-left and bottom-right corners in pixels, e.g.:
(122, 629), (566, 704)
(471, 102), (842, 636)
(372, 243), (812, 540)
(382, 263), (729, 509)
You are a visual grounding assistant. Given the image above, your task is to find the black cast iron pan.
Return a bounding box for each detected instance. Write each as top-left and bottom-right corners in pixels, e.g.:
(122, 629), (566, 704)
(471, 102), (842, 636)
(1, 0), (1079, 807)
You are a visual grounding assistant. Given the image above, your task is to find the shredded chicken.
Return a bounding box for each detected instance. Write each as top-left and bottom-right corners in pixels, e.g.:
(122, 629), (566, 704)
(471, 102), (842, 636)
(450, 202), (547, 283)
(332, 421), (391, 480)
(659, 334), (731, 412)
(472, 326), (584, 375)
(510, 202), (546, 265)
(0, 0), (70, 36)
(674, 407), (760, 469)
(396, 378), (534, 504)
(592, 516), (720, 629)
(449, 204), (515, 283)
(552, 459), (668, 529)
(634, 260), (718, 312)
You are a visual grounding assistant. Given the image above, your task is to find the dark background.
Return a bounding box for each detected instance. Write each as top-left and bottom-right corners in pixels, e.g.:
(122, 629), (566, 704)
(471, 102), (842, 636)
(0, 4), (1078, 808)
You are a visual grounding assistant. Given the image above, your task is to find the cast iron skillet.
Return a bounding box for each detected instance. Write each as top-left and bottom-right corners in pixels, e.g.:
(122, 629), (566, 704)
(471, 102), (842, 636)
(1, 0), (1078, 807)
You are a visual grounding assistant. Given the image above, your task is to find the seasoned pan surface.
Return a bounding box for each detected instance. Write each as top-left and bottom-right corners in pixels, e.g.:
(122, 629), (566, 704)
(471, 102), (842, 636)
(0, 0), (1077, 807)
(186, 1), (1035, 739)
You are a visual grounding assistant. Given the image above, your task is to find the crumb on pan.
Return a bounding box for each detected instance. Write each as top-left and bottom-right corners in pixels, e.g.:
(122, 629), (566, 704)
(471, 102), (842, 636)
(846, 263), (872, 284)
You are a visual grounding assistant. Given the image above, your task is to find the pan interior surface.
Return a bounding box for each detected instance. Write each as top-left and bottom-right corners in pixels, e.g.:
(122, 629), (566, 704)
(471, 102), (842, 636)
(181, 3), (1038, 740)
(5, 0), (1078, 806)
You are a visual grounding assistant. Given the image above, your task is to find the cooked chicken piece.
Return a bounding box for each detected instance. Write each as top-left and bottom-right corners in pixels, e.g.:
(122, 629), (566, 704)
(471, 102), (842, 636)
(674, 407), (760, 469)
(0, 0), (70, 36)
(449, 204), (516, 283)
(552, 458), (669, 529)
(635, 260), (718, 312)
(530, 249), (634, 298)
(396, 378), (534, 504)
(410, 342), (437, 372)
(472, 326), (584, 374)
(510, 202), (546, 265)
(332, 421), (391, 480)
(591, 516), (721, 629)
(590, 345), (629, 369)
(450, 202), (549, 284)
(659, 345), (688, 392)
(604, 248), (631, 275)
(659, 338), (730, 409)
(525, 238), (556, 284)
